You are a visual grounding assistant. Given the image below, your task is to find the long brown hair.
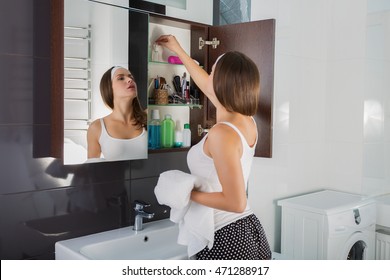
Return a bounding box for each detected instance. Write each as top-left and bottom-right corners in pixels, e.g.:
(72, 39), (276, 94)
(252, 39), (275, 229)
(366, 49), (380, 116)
(100, 66), (147, 129)
(213, 51), (260, 116)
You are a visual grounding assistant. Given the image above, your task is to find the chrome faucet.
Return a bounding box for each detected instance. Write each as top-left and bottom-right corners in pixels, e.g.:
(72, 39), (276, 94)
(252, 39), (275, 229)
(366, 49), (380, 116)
(133, 200), (154, 231)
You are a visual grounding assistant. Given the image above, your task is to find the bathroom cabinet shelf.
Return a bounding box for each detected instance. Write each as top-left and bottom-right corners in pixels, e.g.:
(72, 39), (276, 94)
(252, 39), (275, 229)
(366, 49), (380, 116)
(149, 60), (203, 68)
(149, 60), (182, 65)
(148, 147), (190, 154)
(148, 104), (202, 109)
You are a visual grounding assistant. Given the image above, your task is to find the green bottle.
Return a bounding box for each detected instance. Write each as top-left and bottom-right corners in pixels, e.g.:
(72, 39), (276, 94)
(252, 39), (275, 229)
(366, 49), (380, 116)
(160, 114), (175, 148)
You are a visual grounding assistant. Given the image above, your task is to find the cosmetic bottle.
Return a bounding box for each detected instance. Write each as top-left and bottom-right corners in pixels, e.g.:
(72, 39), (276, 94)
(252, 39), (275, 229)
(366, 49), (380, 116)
(148, 109), (160, 149)
(174, 121), (183, 148)
(181, 72), (187, 99)
(182, 123), (191, 147)
(185, 82), (190, 103)
(160, 114), (175, 148)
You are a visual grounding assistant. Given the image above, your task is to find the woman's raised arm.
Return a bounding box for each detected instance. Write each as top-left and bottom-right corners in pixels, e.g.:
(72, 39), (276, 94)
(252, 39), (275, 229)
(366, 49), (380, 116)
(155, 35), (218, 105)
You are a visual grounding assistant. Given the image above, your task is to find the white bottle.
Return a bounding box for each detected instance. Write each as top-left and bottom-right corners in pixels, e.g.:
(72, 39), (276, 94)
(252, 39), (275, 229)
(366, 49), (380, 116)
(174, 121), (183, 148)
(182, 123), (191, 147)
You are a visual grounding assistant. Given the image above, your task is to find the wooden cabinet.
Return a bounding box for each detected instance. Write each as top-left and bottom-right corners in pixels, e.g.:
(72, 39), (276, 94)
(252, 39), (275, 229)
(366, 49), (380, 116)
(48, 3), (275, 160)
(204, 20), (276, 158)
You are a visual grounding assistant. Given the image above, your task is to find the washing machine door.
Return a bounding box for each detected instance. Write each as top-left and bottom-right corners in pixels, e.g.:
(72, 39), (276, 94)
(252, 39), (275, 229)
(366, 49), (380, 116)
(341, 232), (375, 260)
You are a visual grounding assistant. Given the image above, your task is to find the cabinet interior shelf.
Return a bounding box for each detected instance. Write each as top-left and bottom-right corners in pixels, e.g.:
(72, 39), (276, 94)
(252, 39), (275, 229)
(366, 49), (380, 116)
(148, 147), (190, 153)
(148, 103), (202, 109)
(149, 60), (182, 66)
(149, 60), (203, 68)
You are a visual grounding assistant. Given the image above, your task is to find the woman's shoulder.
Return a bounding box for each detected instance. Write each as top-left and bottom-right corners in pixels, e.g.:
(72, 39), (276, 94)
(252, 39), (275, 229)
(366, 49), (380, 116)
(87, 118), (103, 136)
(208, 122), (241, 145)
(89, 118), (102, 128)
(209, 118), (256, 148)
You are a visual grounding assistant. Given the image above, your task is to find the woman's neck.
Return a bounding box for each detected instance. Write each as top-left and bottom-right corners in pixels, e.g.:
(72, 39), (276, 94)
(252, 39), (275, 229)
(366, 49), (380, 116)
(216, 108), (237, 122)
(111, 101), (134, 124)
(216, 108), (251, 124)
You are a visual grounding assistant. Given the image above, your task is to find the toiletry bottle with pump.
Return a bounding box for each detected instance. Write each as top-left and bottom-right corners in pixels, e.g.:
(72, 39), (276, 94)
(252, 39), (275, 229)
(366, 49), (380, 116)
(148, 109), (161, 149)
(160, 114), (175, 148)
(182, 123), (191, 147)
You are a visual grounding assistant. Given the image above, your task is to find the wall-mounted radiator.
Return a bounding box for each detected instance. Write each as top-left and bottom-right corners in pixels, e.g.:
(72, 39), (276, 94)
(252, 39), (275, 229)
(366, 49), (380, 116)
(64, 25), (92, 149)
(376, 229), (390, 260)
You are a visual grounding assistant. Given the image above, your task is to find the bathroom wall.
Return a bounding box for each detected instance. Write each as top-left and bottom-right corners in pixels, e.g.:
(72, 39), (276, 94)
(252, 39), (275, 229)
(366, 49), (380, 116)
(249, 0), (390, 252)
(0, 0), (189, 260)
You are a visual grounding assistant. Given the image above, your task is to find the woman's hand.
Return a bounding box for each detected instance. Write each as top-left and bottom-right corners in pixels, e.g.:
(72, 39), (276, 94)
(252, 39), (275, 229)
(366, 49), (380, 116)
(155, 34), (182, 54)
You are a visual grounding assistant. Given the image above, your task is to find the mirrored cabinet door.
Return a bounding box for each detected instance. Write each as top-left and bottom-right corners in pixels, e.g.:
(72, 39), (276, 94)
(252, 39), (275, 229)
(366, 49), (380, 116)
(63, 0), (148, 164)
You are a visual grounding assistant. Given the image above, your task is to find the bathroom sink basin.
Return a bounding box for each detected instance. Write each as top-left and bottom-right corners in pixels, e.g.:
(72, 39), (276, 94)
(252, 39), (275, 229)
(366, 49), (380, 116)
(375, 194), (390, 227)
(55, 219), (188, 260)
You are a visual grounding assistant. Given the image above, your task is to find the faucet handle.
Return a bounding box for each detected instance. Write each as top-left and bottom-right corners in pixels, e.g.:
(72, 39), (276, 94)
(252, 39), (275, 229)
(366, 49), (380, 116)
(134, 200), (150, 210)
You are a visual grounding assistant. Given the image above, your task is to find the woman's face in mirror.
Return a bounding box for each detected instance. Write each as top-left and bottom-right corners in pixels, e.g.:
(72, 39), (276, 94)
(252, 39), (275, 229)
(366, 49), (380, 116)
(111, 68), (138, 103)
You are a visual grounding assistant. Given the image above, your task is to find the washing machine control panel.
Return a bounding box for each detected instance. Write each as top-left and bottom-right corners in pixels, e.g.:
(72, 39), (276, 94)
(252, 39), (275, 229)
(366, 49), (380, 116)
(353, 209), (361, 225)
(327, 202), (376, 234)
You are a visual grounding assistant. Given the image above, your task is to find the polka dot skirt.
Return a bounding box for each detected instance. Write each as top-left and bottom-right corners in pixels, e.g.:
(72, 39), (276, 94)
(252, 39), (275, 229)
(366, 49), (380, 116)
(196, 214), (272, 260)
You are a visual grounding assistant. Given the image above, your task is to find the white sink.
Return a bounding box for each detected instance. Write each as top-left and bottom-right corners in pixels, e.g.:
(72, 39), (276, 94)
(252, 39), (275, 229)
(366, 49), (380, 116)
(55, 219), (188, 260)
(375, 194), (390, 228)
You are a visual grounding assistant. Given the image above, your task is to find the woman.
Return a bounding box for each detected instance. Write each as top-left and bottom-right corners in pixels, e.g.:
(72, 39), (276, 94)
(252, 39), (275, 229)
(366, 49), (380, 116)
(87, 66), (147, 161)
(156, 35), (272, 259)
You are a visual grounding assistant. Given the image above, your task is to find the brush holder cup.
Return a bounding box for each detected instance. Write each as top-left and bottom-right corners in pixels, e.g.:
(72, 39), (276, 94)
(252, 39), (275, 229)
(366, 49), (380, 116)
(154, 89), (168, 105)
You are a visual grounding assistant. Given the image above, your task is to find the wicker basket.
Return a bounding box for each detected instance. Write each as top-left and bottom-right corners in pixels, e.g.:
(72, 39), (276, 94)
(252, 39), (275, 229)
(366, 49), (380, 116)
(154, 89), (168, 104)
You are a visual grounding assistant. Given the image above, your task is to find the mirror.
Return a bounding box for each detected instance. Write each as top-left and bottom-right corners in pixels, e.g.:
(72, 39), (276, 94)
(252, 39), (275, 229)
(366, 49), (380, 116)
(64, 0), (148, 164)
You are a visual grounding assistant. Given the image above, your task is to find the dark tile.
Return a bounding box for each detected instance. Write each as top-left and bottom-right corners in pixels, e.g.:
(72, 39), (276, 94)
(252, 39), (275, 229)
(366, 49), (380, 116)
(0, 54), (34, 125)
(130, 151), (190, 179)
(65, 160), (132, 186)
(33, 0), (51, 58)
(0, 190), (67, 259)
(33, 57), (51, 125)
(0, 181), (131, 260)
(32, 124), (52, 158)
(0, 0), (34, 56)
(130, 177), (170, 224)
(0, 125), (41, 194)
(0, 125), (75, 194)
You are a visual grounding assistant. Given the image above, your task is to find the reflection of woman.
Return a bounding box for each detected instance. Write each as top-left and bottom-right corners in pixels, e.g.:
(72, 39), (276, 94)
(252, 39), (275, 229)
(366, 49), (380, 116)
(156, 35), (271, 259)
(87, 66), (147, 161)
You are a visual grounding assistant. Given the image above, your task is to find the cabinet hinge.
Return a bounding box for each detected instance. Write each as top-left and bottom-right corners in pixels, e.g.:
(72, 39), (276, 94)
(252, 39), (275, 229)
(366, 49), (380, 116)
(197, 124), (209, 136)
(199, 37), (220, 50)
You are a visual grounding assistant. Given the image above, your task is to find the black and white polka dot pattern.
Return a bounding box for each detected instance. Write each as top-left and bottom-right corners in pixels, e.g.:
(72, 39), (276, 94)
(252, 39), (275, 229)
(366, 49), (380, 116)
(196, 214), (272, 260)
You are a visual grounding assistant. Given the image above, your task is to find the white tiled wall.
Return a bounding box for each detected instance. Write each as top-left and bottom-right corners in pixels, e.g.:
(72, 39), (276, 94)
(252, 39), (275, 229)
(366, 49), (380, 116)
(248, 0), (390, 252)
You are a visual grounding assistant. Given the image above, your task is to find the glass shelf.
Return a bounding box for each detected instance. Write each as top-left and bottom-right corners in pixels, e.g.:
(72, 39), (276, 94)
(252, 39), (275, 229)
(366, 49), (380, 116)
(148, 60), (203, 68)
(148, 147), (190, 153)
(148, 103), (202, 109)
(149, 60), (183, 66)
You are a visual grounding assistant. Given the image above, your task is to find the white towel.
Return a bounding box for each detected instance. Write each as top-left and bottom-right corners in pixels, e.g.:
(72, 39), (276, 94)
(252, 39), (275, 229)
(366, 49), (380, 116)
(154, 170), (214, 257)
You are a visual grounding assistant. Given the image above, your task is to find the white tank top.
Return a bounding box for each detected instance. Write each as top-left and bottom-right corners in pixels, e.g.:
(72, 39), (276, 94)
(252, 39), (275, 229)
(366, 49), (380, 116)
(187, 119), (257, 231)
(98, 118), (147, 161)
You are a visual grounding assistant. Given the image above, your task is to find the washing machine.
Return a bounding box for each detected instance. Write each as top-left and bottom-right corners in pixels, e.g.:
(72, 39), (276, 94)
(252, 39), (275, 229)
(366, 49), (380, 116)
(277, 190), (376, 260)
